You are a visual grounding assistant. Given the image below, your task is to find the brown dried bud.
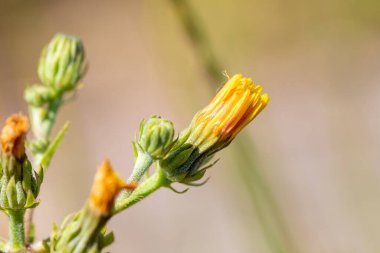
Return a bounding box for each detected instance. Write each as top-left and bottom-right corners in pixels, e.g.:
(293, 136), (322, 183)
(90, 160), (136, 215)
(1, 114), (29, 159)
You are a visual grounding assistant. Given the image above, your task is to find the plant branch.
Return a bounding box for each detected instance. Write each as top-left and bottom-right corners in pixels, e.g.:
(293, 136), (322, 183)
(113, 168), (169, 215)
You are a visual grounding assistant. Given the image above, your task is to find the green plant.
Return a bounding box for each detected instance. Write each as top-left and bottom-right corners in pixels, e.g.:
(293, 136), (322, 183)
(0, 33), (268, 253)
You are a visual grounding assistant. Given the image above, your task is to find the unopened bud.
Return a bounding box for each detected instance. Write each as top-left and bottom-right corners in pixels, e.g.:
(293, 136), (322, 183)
(160, 74), (269, 185)
(0, 115), (40, 210)
(137, 116), (174, 159)
(38, 33), (85, 91)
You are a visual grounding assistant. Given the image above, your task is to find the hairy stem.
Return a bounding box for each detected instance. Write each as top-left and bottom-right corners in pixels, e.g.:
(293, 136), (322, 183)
(116, 152), (154, 210)
(128, 153), (153, 183)
(113, 168), (169, 215)
(8, 209), (25, 251)
(26, 95), (63, 244)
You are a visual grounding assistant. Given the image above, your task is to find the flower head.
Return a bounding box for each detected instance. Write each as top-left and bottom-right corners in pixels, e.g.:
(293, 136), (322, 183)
(137, 116), (175, 159)
(0, 115), (40, 210)
(186, 74), (268, 152)
(38, 33), (85, 91)
(1, 114), (29, 159)
(90, 160), (135, 215)
(160, 74), (268, 184)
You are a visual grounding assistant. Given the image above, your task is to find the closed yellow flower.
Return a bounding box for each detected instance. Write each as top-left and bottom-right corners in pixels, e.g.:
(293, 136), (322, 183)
(160, 74), (269, 184)
(186, 74), (268, 152)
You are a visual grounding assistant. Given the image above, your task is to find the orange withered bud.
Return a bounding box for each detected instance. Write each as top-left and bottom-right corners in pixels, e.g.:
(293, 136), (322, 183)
(1, 114), (29, 159)
(90, 160), (136, 215)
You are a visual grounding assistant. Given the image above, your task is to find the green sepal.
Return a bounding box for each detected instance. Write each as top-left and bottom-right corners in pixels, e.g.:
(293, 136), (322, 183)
(22, 159), (33, 193)
(0, 176), (9, 209)
(160, 144), (194, 173)
(15, 180), (26, 207)
(6, 177), (17, 209)
(25, 190), (39, 208)
(98, 231), (114, 250)
(7, 156), (17, 178)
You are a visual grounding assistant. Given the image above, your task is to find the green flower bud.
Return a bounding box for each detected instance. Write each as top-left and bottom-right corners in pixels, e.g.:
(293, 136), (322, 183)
(0, 115), (40, 210)
(51, 206), (114, 253)
(38, 33), (85, 91)
(137, 116), (174, 159)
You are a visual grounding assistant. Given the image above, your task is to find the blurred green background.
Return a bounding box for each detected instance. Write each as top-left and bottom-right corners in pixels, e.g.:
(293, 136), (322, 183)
(0, 0), (380, 252)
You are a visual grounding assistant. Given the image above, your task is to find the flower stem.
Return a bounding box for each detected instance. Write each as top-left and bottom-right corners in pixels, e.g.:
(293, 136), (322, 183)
(26, 95), (63, 243)
(128, 153), (153, 183)
(113, 168), (169, 215)
(8, 209), (25, 251)
(115, 152), (154, 210)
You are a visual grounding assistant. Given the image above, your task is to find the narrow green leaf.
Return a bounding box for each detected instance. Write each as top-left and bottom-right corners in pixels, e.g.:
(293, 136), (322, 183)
(40, 121), (70, 170)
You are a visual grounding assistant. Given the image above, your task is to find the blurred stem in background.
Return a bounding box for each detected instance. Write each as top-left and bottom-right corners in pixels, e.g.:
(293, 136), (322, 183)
(169, 1), (298, 252)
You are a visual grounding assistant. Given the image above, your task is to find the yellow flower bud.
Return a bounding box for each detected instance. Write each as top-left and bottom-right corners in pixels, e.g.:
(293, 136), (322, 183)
(160, 74), (269, 184)
(187, 74), (268, 152)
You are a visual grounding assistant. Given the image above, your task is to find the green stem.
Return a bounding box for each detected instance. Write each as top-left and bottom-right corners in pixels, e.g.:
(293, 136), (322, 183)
(26, 95), (63, 244)
(128, 152), (153, 183)
(117, 152), (154, 207)
(8, 209), (25, 251)
(30, 95), (63, 164)
(113, 168), (169, 215)
(39, 96), (63, 141)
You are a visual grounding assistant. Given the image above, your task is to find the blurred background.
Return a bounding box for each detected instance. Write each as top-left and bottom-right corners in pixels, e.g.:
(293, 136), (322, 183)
(0, 0), (380, 252)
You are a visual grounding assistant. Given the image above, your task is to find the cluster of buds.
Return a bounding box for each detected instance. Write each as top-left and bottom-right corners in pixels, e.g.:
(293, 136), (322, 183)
(159, 74), (269, 185)
(0, 115), (40, 211)
(51, 160), (135, 252)
(25, 33), (85, 155)
(113, 74), (269, 214)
